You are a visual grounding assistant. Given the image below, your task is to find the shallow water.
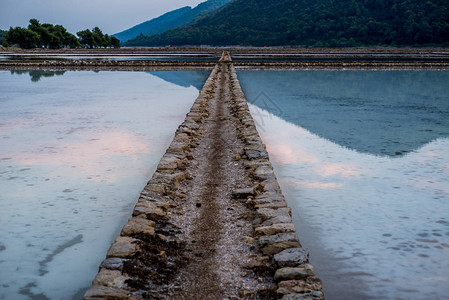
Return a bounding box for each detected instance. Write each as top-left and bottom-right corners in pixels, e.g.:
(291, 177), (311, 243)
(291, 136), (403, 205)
(238, 70), (449, 299)
(0, 70), (207, 299)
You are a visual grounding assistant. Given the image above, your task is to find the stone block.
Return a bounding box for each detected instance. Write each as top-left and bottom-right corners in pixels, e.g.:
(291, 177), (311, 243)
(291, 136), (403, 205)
(274, 248), (309, 268)
(261, 215), (293, 227)
(172, 133), (190, 144)
(157, 154), (182, 171)
(277, 277), (323, 296)
(152, 172), (186, 188)
(145, 182), (166, 194)
(259, 179), (281, 193)
(181, 122), (200, 130)
(107, 236), (140, 258)
(93, 269), (129, 289)
(255, 200), (288, 209)
(100, 257), (127, 270)
(243, 159), (271, 170)
(245, 148), (269, 160)
(167, 141), (189, 153)
(274, 265), (315, 282)
(259, 233), (301, 255)
(254, 165), (275, 180)
(256, 207), (291, 221)
(121, 216), (156, 236)
(255, 223), (296, 236)
(133, 201), (167, 220)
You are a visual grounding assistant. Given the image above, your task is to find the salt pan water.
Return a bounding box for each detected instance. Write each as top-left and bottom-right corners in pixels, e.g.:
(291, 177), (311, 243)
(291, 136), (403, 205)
(0, 70), (208, 299)
(238, 70), (449, 300)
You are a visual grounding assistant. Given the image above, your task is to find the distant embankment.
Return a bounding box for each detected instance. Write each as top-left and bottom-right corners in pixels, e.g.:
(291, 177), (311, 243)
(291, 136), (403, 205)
(1, 56), (449, 71)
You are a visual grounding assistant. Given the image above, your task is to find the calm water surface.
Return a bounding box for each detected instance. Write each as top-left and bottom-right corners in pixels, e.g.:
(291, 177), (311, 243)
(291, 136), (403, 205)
(0, 70), (208, 299)
(238, 70), (449, 300)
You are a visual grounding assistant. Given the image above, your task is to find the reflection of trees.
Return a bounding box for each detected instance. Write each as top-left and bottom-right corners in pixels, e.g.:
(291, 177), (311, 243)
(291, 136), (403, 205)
(10, 70), (66, 82)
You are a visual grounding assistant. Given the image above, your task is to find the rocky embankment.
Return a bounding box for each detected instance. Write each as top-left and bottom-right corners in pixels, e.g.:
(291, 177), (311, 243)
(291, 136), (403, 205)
(1, 59), (448, 71)
(84, 52), (324, 299)
(2, 47), (449, 71)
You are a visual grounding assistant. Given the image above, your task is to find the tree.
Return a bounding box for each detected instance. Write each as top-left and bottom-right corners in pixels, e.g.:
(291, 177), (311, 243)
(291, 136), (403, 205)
(8, 19), (116, 49)
(77, 29), (95, 48)
(6, 27), (40, 49)
(92, 27), (104, 47)
(110, 36), (121, 48)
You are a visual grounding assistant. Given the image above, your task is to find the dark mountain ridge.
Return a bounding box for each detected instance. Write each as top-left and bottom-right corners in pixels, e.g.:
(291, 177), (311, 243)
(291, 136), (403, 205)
(126, 0), (449, 47)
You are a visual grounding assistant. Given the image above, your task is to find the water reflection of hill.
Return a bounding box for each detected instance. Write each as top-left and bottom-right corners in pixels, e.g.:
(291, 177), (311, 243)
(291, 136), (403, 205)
(147, 71), (210, 90)
(238, 70), (449, 157)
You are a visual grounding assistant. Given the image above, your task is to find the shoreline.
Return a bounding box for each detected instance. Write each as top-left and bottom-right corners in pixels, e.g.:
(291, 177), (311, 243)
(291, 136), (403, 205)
(1, 60), (449, 71)
(1, 47), (449, 71)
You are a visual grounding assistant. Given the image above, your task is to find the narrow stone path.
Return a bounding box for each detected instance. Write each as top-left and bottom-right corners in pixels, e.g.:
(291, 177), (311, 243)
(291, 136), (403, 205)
(84, 52), (324, 300)
(166, 60), (272, 299)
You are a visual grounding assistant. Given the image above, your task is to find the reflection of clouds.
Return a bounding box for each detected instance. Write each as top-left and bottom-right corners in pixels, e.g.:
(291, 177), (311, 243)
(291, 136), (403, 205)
(282, 178), (341, 190)
(262, 113), (359, 179)
(315, 163), (359, 178)
(418, 150), (441, 162)
(13, 130), (150, 183)
(266, 143), (318, 164)
(300, 181), (342, 189)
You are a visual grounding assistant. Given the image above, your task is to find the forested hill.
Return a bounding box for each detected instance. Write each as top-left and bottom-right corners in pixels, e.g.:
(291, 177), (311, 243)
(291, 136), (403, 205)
(115, 0), (231, 43)
(125, 0), (449, 47)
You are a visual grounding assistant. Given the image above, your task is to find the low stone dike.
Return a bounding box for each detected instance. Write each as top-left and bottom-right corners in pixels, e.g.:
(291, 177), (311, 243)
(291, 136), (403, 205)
(2, 57), (449, 71)
(84, 53), (324, 299)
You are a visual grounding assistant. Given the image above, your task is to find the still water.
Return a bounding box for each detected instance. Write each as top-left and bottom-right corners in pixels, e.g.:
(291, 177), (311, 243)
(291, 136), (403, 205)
(0, 70), (208, 299)
(238, 70), (449, 299)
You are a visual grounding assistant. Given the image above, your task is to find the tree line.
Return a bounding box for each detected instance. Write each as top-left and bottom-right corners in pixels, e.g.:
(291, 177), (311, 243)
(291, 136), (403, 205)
(4, 19), (120, 49)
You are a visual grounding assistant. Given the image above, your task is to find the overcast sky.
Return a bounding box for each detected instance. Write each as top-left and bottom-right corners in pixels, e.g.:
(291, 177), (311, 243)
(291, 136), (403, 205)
(0, 0), (205, 34)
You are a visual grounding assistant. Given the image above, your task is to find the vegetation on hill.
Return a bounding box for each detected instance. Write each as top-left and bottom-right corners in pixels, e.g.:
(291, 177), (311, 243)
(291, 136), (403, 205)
(115, 0), (231, 43)
(126, 0), (449, 47)
(5, 19), (120, 49)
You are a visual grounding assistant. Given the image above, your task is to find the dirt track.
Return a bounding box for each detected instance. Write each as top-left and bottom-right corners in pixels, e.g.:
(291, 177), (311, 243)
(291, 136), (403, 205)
(163, 61), (274, 299)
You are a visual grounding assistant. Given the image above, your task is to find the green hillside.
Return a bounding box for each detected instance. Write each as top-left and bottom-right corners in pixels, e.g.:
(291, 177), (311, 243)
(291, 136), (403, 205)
(115, 0), (231, 43)
(126, 0), (449, 47)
